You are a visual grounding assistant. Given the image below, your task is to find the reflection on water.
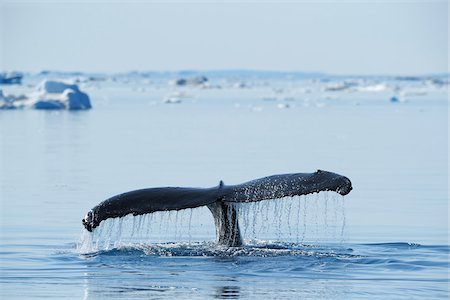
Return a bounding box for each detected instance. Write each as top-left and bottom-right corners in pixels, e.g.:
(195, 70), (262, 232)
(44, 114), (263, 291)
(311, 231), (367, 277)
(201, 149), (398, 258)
(72, 241), (448, 299)
(215, 286), (240, 299)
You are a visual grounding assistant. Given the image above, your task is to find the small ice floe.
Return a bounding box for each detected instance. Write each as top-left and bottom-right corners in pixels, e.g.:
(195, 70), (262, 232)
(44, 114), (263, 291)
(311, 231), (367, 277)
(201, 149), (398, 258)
(0, 80), (92, 110)
(426, 77), (449, 88)
(395, 76), (421, 81)
(322, 94), (338, 100)
(233, 81), (247, 88)
(163, 91), (193, 104)
(0, 72), (23, 85)
(277, 103), (290, 109)
(357, 84), (388, 92)
(163, 97), (182, 104)
(0, 90), (12, 109)
(0, 90), (27, 109)
(324, 81), (356, 92)
(390, 96), (399, 103)
(390, 95), (408, 103)
(170, 91), (192, 98)
(171, 76), (208, 87)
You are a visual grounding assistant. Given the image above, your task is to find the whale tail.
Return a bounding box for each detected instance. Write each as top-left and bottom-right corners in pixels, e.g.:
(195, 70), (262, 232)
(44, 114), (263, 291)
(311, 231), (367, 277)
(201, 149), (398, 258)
(82, 170), (352, 247)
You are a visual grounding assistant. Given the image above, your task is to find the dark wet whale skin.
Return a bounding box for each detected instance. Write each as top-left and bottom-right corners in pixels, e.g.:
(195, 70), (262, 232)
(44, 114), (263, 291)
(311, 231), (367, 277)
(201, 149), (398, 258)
(82, 170), (352, 246)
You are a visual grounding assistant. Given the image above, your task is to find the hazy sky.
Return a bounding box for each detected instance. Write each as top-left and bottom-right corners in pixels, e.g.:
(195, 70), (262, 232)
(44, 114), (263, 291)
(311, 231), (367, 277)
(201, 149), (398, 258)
(1, 1), (448, 75)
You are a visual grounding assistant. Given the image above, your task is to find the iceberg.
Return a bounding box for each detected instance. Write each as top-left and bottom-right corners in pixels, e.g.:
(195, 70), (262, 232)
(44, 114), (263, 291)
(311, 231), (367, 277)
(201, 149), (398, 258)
(0, 80), (93, 110)
(31, 80), (92, 110)
(0, 72), (23, 85)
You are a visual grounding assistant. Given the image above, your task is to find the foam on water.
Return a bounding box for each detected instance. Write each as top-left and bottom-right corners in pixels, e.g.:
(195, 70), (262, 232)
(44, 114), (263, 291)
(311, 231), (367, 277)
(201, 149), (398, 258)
(79, 240), (360, 259)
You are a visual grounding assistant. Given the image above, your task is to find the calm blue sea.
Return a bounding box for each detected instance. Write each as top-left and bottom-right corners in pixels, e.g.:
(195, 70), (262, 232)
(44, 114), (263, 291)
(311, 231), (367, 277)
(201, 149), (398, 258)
(0, 75), (448, 299)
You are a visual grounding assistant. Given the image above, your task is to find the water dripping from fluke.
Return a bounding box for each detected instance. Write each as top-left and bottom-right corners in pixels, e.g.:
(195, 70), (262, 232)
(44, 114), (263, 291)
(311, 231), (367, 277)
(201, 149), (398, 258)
(78, 171), (352, 253)
(76, 193), (349, 255)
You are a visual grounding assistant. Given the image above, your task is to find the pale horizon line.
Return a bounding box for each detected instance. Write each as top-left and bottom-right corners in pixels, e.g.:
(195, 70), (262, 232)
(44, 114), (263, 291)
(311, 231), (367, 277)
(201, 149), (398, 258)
(5, 68), (449, 78)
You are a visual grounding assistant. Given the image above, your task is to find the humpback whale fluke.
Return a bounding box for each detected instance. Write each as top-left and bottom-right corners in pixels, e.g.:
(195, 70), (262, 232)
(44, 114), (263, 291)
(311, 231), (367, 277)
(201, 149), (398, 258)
(82, 170), (352, 246)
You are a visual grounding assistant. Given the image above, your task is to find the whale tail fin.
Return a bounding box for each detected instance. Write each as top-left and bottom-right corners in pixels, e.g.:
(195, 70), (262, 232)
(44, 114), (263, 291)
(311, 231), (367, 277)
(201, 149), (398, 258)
(223, 170), (352, 203)
(82, 170), (352, 246)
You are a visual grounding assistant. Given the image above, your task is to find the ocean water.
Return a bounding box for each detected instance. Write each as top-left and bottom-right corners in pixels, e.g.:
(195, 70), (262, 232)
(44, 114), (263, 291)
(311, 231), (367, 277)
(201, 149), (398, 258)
(0, 75), (448, 299)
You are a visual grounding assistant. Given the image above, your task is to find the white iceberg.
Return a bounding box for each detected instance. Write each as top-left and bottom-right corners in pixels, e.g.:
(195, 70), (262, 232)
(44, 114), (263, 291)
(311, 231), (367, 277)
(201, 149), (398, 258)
(30, 80), (92, 110)
(0, 80), (92, 110)
(1, 80), (92, 110)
